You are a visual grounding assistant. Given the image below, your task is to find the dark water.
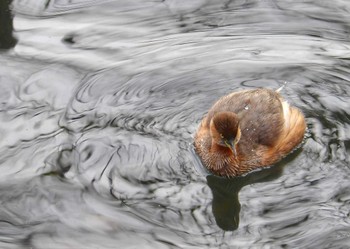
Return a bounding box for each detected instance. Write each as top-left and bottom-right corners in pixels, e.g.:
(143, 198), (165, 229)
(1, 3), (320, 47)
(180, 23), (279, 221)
(1, 0), (350, 248)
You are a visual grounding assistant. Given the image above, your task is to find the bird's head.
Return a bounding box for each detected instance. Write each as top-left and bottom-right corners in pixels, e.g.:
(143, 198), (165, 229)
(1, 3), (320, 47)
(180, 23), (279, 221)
(210, 112), (241, 156)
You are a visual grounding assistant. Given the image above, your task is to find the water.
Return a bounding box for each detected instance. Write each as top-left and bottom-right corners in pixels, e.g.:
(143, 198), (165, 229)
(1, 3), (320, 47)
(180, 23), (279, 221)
(1, 0), (350, 248)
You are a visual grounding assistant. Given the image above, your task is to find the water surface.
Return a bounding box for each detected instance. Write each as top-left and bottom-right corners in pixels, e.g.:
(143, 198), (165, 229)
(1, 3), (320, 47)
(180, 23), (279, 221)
(1, 0), (350, 248)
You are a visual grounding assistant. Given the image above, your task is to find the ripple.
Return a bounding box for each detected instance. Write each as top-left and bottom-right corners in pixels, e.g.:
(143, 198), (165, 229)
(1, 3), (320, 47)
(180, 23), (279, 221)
(2, 0), (350, 248)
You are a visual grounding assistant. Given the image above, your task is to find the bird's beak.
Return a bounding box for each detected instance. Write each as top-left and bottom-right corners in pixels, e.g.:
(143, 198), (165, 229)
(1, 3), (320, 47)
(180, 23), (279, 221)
(224, 140), (237, 157)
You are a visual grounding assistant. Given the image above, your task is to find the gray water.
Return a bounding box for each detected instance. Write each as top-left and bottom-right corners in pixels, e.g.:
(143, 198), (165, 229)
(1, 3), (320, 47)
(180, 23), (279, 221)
(1, 0), (350, 248)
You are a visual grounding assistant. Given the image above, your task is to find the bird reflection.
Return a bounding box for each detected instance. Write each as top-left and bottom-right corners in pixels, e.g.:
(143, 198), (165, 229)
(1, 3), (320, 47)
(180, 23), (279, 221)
(206, 149), (302, 231)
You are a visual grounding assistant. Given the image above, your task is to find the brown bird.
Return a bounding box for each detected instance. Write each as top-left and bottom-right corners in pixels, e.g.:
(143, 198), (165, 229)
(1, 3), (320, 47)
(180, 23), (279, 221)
(194, 88), (306, 177)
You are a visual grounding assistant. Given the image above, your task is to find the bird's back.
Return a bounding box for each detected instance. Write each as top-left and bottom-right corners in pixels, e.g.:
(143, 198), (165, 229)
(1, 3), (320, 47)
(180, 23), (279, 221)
(206, 88), (285, 148)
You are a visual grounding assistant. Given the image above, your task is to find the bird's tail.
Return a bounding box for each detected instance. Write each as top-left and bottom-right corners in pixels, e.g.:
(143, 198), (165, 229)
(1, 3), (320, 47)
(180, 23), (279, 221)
(275, 106), (306, 156)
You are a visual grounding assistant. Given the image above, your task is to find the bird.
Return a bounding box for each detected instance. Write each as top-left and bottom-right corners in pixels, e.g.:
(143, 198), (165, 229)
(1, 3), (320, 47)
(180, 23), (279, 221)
(194, 88), (306, 177)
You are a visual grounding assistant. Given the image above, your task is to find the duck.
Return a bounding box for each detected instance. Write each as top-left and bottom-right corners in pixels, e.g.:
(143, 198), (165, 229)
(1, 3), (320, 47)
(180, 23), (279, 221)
(194, 88), (306, 177)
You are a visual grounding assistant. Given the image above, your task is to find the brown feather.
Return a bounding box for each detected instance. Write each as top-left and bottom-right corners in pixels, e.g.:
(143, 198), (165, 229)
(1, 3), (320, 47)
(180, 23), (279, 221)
(194, 88), (306, 177)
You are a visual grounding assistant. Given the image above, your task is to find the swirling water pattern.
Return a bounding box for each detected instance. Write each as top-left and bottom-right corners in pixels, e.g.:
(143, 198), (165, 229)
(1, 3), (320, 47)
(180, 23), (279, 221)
(1, 0), (350, 248)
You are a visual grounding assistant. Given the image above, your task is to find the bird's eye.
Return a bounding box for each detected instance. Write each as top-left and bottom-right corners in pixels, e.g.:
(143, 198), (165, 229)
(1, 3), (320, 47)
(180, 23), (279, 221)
(220, 134), (224, 138)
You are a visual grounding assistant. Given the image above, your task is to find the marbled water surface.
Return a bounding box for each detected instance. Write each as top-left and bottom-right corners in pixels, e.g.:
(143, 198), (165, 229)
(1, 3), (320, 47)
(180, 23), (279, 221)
(1, 0), (350, 248)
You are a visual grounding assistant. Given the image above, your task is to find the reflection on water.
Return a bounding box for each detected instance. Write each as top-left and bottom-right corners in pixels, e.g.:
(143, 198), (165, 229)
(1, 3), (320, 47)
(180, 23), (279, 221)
(1, 0), (350, 248)
(207, 158), (285, 231)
